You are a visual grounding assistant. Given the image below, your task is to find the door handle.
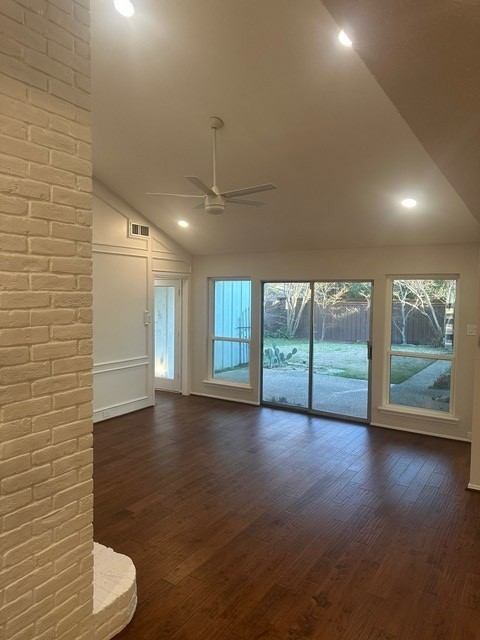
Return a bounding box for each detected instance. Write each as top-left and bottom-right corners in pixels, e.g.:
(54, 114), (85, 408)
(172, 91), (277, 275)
(367, 342), (372, 360)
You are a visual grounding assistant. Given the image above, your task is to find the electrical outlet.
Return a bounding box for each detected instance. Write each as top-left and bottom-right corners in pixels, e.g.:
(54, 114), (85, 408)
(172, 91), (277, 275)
(467, 324), (477, 336)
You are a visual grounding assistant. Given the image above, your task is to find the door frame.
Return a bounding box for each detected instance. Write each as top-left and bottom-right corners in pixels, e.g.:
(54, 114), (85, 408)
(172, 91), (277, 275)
(260, 279), (374, 424)
(153, 277), (186, 393)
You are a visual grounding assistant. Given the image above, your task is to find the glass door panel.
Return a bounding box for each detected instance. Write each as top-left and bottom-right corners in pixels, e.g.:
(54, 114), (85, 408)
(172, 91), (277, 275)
(261, 282), (311, 409)
(154, 280), (180, 391)
(311, 281), (372, 420)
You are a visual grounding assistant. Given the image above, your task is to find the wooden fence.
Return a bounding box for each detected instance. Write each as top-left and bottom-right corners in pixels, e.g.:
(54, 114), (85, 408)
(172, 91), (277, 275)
(264, 301), (447, 345)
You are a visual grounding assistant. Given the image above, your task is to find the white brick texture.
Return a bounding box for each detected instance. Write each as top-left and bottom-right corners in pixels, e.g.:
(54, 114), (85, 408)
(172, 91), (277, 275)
(0, 1), (94, 638)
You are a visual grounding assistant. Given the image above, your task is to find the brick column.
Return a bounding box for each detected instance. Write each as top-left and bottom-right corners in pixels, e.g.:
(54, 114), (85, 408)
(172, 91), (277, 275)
(0, 1), (94, 638)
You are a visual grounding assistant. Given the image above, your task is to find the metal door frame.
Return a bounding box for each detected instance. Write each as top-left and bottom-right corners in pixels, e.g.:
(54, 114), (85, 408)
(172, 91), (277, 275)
(260, 279), (373, 424)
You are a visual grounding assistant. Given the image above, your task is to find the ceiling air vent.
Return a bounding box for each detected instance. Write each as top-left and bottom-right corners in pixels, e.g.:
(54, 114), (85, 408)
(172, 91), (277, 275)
(130, 222), (150, 238)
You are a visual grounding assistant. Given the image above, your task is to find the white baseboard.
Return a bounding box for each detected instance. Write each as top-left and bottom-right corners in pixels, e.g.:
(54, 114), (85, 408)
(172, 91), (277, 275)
(94, 397), (153, 423)
(370, 421), (470, 442)
(191, 392), (260, 406)
(467, 483), (480, 491)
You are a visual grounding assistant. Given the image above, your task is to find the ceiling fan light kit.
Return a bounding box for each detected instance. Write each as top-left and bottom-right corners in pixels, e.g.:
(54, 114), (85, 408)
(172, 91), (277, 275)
(147, 117), (277, 214)
(204, 193), (225, 214)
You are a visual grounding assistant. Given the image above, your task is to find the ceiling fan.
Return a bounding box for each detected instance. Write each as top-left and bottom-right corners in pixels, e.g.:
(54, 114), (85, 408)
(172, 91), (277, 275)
(146, 117), (277, 214)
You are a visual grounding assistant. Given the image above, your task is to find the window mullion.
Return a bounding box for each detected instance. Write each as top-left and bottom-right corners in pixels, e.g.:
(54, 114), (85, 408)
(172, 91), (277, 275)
(388, 350), (453, 362)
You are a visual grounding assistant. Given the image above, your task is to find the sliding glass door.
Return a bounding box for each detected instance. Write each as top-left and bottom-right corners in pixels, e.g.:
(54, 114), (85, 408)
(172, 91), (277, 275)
(262, 282), (311, 409)
(262, 281), (372, 422)
(311, 282), (371, 420)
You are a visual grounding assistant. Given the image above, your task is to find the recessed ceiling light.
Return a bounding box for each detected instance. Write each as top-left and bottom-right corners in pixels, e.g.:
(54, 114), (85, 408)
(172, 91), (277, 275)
(401, 198), (418, 209)
(338, 30), (353, 47)
(178, 220), (189, 228)
(114, 0), (134, 17)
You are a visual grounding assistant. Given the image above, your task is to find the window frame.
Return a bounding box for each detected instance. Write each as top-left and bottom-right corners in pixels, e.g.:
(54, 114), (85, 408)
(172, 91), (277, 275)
(206, 277), (252, 388)
(383, 275), (458, 419)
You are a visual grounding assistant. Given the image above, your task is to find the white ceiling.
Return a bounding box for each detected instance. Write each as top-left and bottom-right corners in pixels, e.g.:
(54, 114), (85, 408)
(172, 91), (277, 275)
(91, 0), (480, 256)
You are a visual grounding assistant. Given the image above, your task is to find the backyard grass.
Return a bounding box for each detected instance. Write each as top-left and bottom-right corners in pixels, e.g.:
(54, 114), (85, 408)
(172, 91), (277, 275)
(263, 339), (367, 379)
(263, 338), (439, 384)
(389, 357), (432, 384)
(391, 343), (453, 356)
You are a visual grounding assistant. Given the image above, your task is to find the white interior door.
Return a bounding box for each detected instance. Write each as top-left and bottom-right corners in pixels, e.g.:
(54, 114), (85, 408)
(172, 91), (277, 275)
(154, 279), (181, 392)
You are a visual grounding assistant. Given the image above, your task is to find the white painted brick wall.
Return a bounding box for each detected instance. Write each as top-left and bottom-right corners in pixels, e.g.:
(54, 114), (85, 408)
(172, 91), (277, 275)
(0, 0), (94, 638)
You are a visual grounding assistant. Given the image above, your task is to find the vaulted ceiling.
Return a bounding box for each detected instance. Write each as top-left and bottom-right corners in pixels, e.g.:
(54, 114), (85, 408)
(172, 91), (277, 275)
(91, 0), (480, 255)
(323, 0), (480, 225)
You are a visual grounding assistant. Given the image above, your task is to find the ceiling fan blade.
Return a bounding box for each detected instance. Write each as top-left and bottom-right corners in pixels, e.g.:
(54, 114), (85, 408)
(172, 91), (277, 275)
(226, 198), (266, 207)
(193, 201), (205, 210)
(146, 192), (203, 198)
(185, 176), (216, 196)
(222, 183), (277, 199)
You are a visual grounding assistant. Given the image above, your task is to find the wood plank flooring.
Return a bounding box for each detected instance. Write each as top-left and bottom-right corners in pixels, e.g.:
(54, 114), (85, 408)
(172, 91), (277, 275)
(93, 393), (480, 639)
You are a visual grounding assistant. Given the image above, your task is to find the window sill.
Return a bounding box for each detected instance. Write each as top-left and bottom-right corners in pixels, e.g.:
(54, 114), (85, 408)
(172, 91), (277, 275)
(203, 379), (252, 391)
(378, 405), (459, 424)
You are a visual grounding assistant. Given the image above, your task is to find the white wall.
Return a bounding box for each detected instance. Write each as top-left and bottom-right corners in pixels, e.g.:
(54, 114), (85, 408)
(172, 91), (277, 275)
(91, 185), (480, 477)
(191, 244), (480, 441)
(469, 259), (480, 489)
(92, 180), (191, 422)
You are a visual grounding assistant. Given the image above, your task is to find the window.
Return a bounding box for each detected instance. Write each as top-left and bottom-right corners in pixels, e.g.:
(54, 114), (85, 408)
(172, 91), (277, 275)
(387, 278), (456, 414)
(209, 279), (251, 385)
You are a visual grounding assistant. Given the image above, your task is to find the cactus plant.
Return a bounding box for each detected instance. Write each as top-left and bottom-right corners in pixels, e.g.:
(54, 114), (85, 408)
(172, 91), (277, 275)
(264, 343), (298, 368)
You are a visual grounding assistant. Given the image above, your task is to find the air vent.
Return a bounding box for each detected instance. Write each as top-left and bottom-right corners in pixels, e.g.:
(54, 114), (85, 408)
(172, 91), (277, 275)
(130, 222), (150, 238)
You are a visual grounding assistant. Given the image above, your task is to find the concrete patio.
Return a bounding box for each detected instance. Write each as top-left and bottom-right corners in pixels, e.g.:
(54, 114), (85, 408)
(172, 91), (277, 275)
(262, 358), (450, 417)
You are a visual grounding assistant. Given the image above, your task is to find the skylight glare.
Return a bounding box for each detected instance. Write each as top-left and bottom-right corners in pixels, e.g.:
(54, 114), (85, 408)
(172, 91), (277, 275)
(114, 0), (134, 17)
(401, 198), (418, 209)
(338, 30), (353, 47)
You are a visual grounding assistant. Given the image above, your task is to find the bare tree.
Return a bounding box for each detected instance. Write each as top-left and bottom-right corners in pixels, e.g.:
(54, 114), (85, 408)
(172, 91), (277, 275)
(348, 282), (372, 309)
(392, 281), (416, 345)
(265, 282), (311, 339)
(282, 282), (310, 339)
(393, 279), (456, 347)
(313, 282), (358, 341)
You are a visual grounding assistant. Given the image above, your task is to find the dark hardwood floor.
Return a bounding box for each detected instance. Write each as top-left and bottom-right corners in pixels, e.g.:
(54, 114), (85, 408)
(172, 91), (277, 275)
(94, 392), (480, 639)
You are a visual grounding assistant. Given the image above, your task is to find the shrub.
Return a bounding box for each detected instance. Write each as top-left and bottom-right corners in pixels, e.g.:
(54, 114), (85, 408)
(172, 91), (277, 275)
(430, 370), (450, 390)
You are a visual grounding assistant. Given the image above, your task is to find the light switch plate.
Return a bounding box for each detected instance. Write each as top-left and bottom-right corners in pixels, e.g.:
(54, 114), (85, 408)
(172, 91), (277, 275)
(466, 324), (477, 336)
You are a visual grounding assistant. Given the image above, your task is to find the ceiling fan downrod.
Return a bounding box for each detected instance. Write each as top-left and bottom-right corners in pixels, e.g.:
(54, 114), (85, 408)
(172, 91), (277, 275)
(209, 117), (223, 194)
